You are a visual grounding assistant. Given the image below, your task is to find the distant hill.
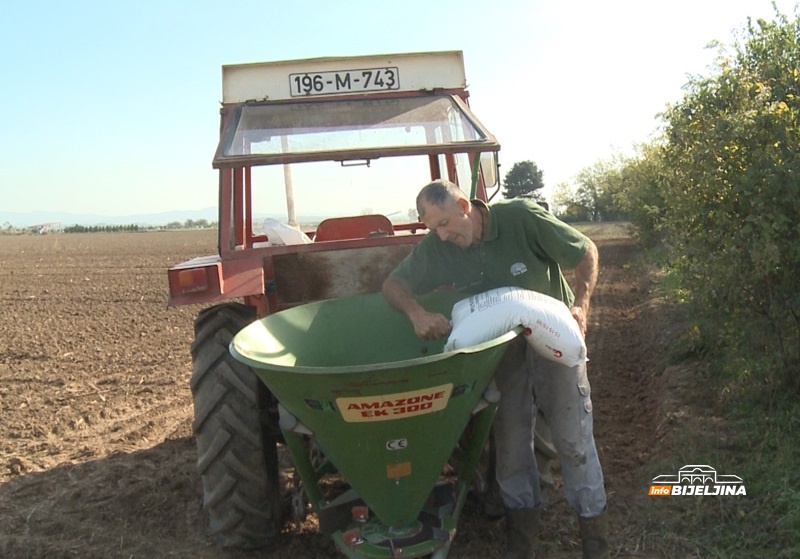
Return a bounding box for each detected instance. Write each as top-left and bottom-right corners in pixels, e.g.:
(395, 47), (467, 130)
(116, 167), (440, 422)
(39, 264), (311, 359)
(0, 208), (219, 229)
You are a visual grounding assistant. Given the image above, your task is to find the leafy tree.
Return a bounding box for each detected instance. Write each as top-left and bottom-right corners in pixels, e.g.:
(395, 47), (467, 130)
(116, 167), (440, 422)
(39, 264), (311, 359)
(657, 9), (800, 387)
(615, 142), (669, 246)
(550, 181), (590, 222)
(574, 165), (601, 221)
(502, 160), (545, 203)
(574, 156), (630, 222)
(550, 181), (574, 215)
(560, 203), (591, 222)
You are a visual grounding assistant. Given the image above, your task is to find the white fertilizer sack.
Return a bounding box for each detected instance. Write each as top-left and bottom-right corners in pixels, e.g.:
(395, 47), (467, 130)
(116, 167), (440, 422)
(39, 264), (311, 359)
(444, 286), (588, 367)
(259, 218), (313, 246)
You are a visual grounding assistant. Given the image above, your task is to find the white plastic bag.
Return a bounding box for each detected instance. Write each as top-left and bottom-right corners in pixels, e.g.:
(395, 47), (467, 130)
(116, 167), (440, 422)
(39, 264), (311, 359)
(259, 218), (313, 246)
(444, 286), (587, 367)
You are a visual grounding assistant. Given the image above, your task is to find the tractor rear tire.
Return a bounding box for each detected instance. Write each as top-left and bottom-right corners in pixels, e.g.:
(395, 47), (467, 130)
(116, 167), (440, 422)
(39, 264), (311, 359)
(190, 303), (282, 548)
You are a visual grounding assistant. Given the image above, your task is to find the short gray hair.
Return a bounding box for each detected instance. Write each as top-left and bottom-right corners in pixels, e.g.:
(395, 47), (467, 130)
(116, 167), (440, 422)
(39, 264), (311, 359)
(416, 179), (466, 219)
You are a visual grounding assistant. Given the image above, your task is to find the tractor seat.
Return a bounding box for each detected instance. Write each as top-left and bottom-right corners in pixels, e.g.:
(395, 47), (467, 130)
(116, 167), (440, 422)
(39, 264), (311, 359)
(314, 215), (395, 242)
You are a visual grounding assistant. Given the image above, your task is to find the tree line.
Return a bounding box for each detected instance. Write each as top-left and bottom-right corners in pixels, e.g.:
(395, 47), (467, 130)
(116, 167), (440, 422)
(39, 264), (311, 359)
(500, 159), (627, 223)
(63, 224), (141, 233)
(505, 8), (799, 391)
(65, 219), (216, 232)
(0, 219), (218, 235)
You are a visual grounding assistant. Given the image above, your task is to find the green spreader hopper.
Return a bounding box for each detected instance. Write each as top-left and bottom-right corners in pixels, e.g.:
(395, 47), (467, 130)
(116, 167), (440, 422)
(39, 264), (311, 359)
(230, 292), (519, 558)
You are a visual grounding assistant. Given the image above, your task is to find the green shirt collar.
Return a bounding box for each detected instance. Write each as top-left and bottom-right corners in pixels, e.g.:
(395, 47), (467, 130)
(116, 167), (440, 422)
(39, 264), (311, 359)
(472, 199), (498, 243)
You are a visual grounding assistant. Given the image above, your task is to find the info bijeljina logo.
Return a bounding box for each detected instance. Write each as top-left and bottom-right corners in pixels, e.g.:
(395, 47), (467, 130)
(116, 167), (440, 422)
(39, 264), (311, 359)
(649, 465), (747, 496)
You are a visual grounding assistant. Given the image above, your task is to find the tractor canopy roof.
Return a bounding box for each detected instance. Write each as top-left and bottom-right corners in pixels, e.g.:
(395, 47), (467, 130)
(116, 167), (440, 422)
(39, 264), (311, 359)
(211, 51), (499, 169)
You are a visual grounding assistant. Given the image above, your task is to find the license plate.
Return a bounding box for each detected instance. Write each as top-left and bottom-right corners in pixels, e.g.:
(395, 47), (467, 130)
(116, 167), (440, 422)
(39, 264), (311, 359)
(289, 67), (400, 97)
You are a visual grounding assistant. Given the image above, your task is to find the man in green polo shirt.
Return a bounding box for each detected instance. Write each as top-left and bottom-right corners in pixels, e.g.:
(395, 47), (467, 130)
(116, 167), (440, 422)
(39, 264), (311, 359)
(382, 179), (608, 559)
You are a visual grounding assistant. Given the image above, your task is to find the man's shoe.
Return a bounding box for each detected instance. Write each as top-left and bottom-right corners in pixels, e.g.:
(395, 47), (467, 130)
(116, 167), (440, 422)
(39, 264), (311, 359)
(579, 513), (609, 559)
(504, 508), (540, 559)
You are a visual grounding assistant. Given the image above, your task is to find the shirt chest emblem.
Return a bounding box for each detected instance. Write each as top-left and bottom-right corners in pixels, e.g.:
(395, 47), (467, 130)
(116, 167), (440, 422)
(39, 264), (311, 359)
(510, 262), (528, 276)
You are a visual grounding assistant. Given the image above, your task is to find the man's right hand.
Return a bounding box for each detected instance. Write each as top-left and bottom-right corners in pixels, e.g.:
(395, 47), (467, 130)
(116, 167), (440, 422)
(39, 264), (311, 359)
(382, 276), (451, 340)
(409, 309), (452, 340)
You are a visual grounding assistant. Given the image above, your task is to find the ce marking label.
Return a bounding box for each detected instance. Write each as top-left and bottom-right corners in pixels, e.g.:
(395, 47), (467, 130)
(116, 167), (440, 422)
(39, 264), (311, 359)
(386, 438), (408, 451)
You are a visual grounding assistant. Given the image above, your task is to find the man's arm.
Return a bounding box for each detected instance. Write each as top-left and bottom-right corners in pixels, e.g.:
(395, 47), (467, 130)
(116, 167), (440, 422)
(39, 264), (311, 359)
(570, 239), (599, 336)
(382, 276), (451, 340)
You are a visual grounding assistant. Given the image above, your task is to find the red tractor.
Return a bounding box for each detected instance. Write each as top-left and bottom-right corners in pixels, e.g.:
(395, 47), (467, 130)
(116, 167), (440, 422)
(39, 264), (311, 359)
(167, 51), (512, 548)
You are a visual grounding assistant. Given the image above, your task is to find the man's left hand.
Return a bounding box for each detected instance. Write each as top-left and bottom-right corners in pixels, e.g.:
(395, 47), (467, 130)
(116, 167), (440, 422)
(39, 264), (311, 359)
(570, 306), (587, 337)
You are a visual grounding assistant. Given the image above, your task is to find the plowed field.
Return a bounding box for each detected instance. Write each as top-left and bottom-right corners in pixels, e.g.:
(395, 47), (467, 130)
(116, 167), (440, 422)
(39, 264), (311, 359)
(0, 230), (678, 558)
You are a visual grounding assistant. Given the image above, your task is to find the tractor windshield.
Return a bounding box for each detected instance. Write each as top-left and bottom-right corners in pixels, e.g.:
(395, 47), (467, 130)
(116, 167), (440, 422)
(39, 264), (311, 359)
(213, 94), (498, 168)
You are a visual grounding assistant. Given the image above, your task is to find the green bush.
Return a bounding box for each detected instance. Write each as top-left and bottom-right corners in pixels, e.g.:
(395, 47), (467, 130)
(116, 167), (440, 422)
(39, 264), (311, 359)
(618, 9), (800, 389)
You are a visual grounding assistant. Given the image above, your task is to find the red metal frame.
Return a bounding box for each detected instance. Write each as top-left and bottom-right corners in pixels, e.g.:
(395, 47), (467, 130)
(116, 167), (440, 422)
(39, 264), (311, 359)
(168, 81), (496, 317)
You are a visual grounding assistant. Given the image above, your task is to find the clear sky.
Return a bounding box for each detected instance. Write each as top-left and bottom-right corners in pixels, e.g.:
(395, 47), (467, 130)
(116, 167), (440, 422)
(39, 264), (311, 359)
(1, 0), (797, 219)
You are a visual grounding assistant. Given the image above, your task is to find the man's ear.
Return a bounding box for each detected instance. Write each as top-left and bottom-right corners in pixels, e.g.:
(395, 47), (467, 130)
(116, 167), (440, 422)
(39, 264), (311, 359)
(457, 198), (470, 215)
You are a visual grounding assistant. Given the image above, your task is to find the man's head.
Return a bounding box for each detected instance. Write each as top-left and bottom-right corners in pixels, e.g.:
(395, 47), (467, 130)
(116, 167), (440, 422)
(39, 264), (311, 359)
(416, 179), (478, 248)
